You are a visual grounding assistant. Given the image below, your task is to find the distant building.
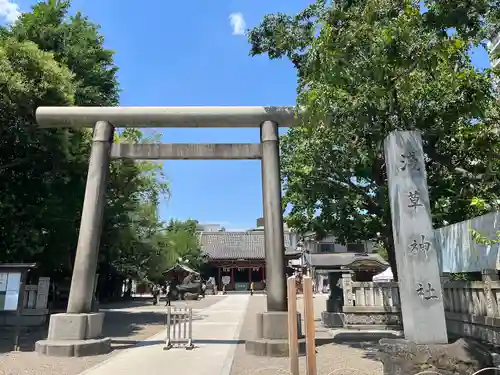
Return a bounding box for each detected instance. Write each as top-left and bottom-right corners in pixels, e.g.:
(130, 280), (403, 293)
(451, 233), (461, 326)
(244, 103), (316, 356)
(488, 34), (500, 68)
(196, 223), (225, 232)
(199, 219), (302, 291)
(299, 234), (388, 291)
(488, 34), (500, 95)
(197, 219), (388, 292)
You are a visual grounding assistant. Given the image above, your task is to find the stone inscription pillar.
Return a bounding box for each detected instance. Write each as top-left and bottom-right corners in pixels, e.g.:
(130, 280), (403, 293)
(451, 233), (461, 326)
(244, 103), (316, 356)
(384, 131), (447, 344)
(67, 121), (114, 314)
(260, 120), (287, 311)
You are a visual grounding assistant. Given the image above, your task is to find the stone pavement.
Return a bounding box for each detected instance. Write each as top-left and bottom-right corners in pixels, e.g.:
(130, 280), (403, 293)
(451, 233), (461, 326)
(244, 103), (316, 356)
(78, 294), (250, 375)
(231, 295), (385, 375)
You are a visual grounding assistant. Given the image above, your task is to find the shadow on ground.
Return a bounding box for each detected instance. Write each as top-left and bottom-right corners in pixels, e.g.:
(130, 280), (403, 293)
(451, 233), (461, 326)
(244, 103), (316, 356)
(0, 298), (210, 354)
(194, 339), (245, 345)
(111, 338), (246, 351)
(318, 331), (402, 362)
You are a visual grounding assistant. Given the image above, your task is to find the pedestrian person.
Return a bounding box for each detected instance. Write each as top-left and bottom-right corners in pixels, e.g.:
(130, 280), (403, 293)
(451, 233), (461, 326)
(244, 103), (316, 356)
(152, 285), (159, 305)
(165, 283), (171, 306)
(250, 281), (254, 296)
(201, 281), (206, 298)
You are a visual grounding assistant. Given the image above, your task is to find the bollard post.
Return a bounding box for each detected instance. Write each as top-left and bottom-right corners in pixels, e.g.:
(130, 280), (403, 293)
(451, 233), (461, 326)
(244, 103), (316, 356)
(188, 307), (193, 341)
(183, 307), (188, 340)
(186, 308), (194, 350)
(172, 307), (177, 341)
(287, 276), (299, 375)
(164, 306), (172, 349)
(164, 305), (194, 350)
(303, 276), (317, 375)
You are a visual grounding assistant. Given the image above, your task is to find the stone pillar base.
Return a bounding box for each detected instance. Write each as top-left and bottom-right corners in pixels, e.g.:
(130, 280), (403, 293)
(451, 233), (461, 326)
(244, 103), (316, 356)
(378, 338), (494, 375)
(36, 337), (111, 357)
(35, 312), (110, 357)
(245, 311), (306, 357)
(321, 311), (345, 328)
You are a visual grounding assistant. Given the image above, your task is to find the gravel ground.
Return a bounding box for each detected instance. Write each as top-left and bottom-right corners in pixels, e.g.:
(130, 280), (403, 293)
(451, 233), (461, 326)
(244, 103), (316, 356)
(0, 296), (225, 375)
(230, 295), (383, 375)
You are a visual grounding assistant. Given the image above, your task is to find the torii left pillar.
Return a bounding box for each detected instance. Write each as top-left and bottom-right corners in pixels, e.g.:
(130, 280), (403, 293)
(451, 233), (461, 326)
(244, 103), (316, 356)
(36, 121), (114, 357)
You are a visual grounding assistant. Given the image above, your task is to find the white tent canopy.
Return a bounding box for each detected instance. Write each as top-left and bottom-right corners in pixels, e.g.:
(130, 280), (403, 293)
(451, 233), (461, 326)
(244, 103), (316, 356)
(372, 267), (394, 282)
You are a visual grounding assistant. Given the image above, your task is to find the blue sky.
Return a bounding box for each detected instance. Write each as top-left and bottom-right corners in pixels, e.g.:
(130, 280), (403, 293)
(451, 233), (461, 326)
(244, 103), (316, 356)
(0, 0), (493, 230)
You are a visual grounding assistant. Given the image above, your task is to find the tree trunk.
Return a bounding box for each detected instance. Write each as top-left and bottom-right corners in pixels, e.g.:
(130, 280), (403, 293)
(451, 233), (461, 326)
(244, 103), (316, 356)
(384, 215), (398, 282)
(372, 152), (398, 282)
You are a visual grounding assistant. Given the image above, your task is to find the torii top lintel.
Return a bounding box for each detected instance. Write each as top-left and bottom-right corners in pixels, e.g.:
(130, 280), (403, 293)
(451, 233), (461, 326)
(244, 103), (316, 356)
(35, 106), (299, 128)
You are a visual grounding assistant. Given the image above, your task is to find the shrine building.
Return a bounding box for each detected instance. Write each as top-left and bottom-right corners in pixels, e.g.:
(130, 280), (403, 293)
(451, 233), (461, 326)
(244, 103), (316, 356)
(199, 220), (303, 291)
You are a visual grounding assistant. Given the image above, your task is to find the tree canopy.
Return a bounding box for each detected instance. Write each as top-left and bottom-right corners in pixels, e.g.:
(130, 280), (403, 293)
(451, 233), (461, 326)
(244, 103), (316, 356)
(249, 0), (500, 279)
(0, 0), (203, 297)
(145, 219), (204, 283)
(0, 36), (76, 267)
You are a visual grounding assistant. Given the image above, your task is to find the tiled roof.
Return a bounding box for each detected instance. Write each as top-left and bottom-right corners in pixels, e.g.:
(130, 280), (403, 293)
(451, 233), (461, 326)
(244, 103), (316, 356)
(200, 231), (298, 260)
(162, 263), (200, 275)
(305, 252), (388, 268)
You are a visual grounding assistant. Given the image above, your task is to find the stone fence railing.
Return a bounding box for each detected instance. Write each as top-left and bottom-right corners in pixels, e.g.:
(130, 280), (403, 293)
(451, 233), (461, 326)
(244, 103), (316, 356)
(341, 275), (500, 346)
(444, 280), (500, 346)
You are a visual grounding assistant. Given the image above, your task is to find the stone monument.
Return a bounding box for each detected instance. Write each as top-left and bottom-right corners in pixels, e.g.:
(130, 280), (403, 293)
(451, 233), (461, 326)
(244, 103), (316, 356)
(379, 131), (493, 374)
(320, 272), (345, 328)
(384, 130), (447, 344)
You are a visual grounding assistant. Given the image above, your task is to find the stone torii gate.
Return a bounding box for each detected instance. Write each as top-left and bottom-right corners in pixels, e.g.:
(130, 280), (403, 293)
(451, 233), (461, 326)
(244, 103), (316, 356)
(34, 106), (300, 357)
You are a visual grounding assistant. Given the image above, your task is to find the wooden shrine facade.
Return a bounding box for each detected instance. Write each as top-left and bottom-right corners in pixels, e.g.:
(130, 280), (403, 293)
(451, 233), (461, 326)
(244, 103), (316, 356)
(199, 230), (302, 292)
(211, 260), (266, 291)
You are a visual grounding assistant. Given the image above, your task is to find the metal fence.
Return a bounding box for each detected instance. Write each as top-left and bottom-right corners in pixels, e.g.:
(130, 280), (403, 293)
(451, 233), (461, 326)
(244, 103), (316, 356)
(163, 306), (194, 350)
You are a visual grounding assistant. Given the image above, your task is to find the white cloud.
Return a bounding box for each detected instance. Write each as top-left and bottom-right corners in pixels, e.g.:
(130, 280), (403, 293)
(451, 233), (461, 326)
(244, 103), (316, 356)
(229, 12), (246, 36)
(0, 0), (21, 24)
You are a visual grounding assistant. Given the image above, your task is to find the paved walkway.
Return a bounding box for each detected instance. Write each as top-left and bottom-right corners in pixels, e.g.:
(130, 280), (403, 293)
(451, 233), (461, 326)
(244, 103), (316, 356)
(79, 295), (250, 375)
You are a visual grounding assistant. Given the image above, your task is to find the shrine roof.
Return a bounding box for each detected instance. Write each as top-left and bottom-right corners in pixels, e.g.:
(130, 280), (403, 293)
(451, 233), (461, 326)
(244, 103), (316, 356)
(305, 252), (388, 270)
(162, 262), (200, 276)
(200, 231), (301, 260)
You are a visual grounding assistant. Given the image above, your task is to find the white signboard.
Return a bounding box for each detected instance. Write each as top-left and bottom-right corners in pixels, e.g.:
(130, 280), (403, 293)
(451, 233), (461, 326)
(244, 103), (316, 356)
(6, 273), (21, 292)
(0, 273), (7, 292)
(435, 211), (500, 272)
(4, 291), (19, 311)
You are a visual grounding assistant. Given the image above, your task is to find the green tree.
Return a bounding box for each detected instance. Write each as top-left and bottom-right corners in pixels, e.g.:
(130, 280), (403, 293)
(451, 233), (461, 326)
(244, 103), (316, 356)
(0, 0), (120, 278)
(100, 130), (170, 287)
(8, 0), (119, 105)
(249, 0), (500, 280)
(146, 219), (205, 283)
(0, 1), (171, 298)
(0, 36), (76, 270)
